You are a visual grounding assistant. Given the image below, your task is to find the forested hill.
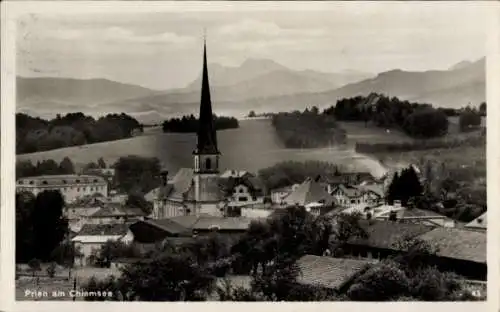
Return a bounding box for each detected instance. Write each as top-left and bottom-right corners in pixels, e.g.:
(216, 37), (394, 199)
(16, 112), (143, 154)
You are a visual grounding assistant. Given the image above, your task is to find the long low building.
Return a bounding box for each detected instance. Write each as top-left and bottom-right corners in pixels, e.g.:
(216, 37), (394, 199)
(16, 174), (108, 203)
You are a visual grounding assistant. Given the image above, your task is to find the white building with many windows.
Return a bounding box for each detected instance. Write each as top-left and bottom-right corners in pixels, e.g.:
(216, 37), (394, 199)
(16, 174), (108, 203)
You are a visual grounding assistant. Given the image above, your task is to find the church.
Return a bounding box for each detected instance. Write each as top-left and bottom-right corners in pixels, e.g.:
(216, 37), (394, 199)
(151, 39), (263, 219)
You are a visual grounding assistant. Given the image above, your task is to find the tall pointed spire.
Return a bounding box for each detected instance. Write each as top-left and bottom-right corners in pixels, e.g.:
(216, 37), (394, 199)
(195, 34), (219, 155)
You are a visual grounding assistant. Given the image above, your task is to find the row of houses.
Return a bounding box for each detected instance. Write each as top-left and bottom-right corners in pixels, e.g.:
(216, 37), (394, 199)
(70, 212), (486, 283)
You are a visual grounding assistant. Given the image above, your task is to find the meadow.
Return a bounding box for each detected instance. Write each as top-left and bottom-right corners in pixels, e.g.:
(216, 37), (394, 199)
(16, 117), (485, 180)
(17, 119), (389, 178)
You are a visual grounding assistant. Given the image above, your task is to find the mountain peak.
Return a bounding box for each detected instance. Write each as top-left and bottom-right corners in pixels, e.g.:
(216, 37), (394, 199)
(449, 60), (473, 71)
(239, 58), (288, 70)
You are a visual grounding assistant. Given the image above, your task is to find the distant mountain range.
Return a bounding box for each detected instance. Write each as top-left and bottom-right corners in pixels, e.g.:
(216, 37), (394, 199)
(17, 57), (485, 124)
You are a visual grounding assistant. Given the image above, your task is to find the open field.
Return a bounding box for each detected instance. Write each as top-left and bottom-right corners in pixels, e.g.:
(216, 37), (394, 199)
(17, 119), (389, 178)
(17, 117), (485, 179)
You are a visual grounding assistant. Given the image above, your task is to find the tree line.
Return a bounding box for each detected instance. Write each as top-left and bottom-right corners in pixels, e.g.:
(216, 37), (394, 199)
(81, 206), (478, 301)
(271, 108), (346, 149)
(162, 114), (239, 133)
(324, 94), (485, 139)
(16, 112), (143, 154)
(385, 164), (486, 223)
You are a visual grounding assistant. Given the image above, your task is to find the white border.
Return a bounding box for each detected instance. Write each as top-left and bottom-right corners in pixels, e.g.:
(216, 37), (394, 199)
(1, 2), (499, 312)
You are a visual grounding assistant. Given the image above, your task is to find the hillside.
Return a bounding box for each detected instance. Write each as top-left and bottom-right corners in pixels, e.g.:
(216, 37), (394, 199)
(16, 77), (161, 119)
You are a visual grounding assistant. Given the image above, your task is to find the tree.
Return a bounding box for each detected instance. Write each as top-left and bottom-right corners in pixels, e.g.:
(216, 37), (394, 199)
(119, 253), (215, 301)
(28, 258), (42, 278)
(59, 157), (75, 174)
(386, 172), (400, 204)
(403, 108), (448, 138)
(386, 166), (423, 206)
(248, 111), (257, 118)
(98, 240), (141, 267)
(46, 262), (57, 278)
(126, 192), (153, 215)
(459, 110), (482, 132)
(479, 102), (486, 116)
(347, 261), (410, 301)
(16, 192), (36, 262)
(32, 190), (69, 261)
(113, 156), (161, 193)
(98, 157), (107, 169)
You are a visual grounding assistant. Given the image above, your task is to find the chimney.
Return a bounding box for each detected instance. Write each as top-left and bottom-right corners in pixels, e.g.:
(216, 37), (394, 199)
(160, 170), (168, 186)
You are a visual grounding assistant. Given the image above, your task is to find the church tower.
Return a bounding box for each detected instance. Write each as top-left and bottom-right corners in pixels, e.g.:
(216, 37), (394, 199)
(193, 37), (220, 174)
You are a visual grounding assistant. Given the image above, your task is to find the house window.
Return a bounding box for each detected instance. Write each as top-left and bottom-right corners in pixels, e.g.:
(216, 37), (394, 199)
(206, 158), (212, 170)
(239, 188), (244, 193)
(351, 199), (355, 204)
(238, 196), (248, 202)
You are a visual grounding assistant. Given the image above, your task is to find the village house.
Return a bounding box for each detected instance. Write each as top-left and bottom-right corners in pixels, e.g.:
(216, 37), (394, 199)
(282, 177), (336, 216)
(330, 183), (383, 208)
(221, 175), (266, 209)
(417, 227), (486, 280)
(374, 205), (456, 227)
(16, 174), (108, 203)
(82, 204), (147, 225)
(340, 220), (486, 280)
(270, 185), (295, 205)
(71, 223), (133, 266)
(129, 214), (252, 248)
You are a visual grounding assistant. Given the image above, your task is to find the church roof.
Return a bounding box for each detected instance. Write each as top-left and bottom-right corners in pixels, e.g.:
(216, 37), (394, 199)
(158, 167), (224, 203)
(194, 39), (219, 155)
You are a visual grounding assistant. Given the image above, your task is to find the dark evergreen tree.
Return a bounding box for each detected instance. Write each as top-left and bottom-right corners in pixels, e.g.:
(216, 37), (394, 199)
(32, 190), (69, 261)
(59, 157), (75, 174)
(386, 172), (400, 204)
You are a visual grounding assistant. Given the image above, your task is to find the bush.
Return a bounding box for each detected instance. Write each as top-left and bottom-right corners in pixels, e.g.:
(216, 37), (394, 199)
(162, 114), (239, 133)
(46, 262), (57, 278)
(271, 110), (346, 148)
(459, 110), (482, 132)
(402, 108), (448, 138)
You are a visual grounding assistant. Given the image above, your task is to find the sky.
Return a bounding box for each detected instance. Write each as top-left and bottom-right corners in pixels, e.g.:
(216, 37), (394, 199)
(16, 3), (490, 90)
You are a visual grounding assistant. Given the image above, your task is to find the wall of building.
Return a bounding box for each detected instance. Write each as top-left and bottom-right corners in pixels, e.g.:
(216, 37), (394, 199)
(241, 207), (272, 219)
(17, 183), (108, 203)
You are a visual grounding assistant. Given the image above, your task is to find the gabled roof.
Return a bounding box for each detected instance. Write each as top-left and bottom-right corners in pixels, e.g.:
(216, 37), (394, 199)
(356, 184), (384, 198)
(465, 212), (487, 229)
(139, 218), (191, 236)
(220, 176), (264, 197)
(417, 227), (486, 263)
(348, 220), (435, 250)
(296, 255), (375, 290)
(89, 204), (146, 218)
(331, 184), (362, 198)
(76, 223), (130, 236)
(284, 178), (334, 206)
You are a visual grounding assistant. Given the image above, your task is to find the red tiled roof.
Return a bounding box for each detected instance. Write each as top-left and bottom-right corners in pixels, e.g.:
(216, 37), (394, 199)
(297, 255), (375, 290)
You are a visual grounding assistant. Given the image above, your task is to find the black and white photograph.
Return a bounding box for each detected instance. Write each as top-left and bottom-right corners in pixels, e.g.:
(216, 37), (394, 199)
(3, 1), (494, 304)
